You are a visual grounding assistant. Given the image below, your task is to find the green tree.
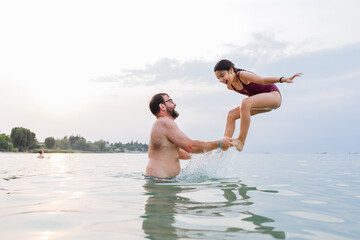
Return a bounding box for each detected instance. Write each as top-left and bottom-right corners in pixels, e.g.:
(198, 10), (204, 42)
(94, 140), (107, 152)
(90, 144), (100, 152)
(7, 142), (15, 152)
(69, 135), (84, 148)
(55, 137), (71, 150)
(45, 137), (56, 149)
(73, 138), (91, 151)
(0, 133), (10, 151)
(10, 127), (38, 152)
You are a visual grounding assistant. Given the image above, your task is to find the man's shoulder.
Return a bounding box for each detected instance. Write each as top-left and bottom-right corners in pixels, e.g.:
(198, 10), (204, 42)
(154, 117), (175, 128)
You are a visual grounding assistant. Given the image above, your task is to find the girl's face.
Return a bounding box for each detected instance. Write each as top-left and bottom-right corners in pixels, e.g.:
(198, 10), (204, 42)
(215, 69), (235, 87)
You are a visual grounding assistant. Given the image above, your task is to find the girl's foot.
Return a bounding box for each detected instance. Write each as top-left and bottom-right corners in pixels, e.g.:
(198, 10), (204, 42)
(231, 139), (244, 152)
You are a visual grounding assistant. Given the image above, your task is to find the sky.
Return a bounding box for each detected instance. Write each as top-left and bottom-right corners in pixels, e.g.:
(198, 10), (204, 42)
(1, 0), (359, 153)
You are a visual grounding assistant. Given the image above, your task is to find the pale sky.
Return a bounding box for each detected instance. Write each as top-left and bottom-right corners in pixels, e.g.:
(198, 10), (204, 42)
(1, 0), (359, 153)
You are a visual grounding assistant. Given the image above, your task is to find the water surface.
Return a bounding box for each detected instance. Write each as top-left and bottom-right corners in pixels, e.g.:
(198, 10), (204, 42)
(0, 151), (359, 239)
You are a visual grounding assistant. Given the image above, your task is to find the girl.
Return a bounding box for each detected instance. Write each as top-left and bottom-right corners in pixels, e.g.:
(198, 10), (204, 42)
(214, 59), (302, 151)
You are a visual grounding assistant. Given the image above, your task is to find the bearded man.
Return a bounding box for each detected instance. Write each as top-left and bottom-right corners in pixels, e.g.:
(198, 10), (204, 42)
(146, 93), (231, 178)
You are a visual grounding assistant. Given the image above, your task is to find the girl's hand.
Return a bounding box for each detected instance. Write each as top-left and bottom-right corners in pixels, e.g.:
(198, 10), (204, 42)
(284, 73), (302, 83)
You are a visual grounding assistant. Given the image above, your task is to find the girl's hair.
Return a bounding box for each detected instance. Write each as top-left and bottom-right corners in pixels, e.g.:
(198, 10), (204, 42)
(149, 93), (168, 116)
(214, 59), (241, 73)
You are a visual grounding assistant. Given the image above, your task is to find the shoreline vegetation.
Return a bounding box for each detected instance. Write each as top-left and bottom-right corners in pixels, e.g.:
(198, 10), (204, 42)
(0, 127), (148, 153)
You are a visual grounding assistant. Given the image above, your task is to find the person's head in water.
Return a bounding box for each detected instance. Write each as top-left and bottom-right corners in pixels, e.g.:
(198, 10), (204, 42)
(37, 149), (45, 159)
(149, 93), (179, 119)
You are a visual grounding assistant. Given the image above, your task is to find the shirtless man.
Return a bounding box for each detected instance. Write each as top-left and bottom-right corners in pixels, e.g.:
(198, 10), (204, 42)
(146, 93), (232, 179)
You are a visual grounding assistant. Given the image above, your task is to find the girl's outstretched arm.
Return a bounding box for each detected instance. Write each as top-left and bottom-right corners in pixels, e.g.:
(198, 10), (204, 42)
(280, 73), (303, 83)
(240, 71), (302, 85)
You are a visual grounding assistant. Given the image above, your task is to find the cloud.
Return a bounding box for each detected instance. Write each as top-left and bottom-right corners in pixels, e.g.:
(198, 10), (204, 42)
(90, 33), (289, 88)
(91, 58), (216, 87)
(87, 35), (360, 152)
(92, 34), (360, 101)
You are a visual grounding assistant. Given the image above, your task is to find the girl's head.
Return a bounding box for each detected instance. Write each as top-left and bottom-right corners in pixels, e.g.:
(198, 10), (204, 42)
(214, 59), (237, 86)
(213, 59), (235, 72)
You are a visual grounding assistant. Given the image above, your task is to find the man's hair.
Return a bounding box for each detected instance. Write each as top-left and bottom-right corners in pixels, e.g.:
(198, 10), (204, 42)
(149, 93), (168, 116)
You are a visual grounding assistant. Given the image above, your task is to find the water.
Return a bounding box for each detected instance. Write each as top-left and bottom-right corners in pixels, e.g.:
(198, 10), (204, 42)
(1, 150), (359, 239)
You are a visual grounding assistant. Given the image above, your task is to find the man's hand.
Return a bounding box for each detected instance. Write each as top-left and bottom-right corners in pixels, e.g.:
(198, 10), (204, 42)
(220, 138), (232, 150)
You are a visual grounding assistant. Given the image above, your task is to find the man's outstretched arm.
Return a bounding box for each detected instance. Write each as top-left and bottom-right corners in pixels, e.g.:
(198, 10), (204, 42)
(163, 118), (232, 153)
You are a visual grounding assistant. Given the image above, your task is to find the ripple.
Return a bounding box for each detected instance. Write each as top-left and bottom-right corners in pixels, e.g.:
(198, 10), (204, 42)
(336, 183), (349, 187)
(2, 175), (22, 181)
(178, 189), (225, 203)
(109, 171), (144, 180)
(267, 184), (290, 188)
(0, 209), (81, 218)
(175, 214), (257, 231)
(276, 190), (303, 196)
(287, 229), (353, 240)
(284, 211), (344, 223)
(300, 200), (327, 204)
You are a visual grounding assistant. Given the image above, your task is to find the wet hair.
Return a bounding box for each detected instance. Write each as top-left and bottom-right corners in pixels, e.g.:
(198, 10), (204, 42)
(214, 59), (241, 73)
(149, 93), (168, 116)
(39, 149), (44, 154)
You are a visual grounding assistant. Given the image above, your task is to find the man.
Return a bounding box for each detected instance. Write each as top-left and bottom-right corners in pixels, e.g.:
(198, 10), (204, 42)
(146, 93), (232, 178)
(37, 149), (45, 159)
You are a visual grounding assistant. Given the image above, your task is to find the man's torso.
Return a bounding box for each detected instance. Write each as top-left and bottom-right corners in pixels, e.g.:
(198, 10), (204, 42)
(146, 118), (181, 178)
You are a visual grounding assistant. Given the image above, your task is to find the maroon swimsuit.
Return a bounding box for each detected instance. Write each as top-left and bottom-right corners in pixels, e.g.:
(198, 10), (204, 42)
(231, 70), (280, 97)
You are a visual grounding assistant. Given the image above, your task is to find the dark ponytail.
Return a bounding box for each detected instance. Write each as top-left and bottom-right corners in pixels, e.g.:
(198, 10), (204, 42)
(214, 59), (240, 72)
(233, 67), (241, 73)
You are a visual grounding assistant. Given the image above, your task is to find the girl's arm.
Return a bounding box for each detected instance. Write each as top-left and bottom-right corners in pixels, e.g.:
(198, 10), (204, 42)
(240, 71), (302, 85)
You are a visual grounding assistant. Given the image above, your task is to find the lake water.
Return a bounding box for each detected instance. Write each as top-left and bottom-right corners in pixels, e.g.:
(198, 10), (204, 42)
(0, 150), (359, 239)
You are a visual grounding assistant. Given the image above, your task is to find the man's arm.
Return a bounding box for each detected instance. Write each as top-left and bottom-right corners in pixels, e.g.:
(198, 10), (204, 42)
(179, 148), (191, 160)
(163, 118), (231, 153)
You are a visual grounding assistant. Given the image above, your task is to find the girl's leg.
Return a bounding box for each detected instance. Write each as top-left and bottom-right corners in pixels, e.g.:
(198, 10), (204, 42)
(235, 92), (281, 151)
(224, 106), (240, 138)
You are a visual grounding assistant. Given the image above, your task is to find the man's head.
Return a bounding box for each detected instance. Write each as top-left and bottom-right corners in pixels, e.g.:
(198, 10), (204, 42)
(149, 93), (179, 119)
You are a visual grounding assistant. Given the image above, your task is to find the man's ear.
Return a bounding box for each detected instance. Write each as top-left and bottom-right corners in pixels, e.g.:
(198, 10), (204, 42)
(159, 103), (166, 111)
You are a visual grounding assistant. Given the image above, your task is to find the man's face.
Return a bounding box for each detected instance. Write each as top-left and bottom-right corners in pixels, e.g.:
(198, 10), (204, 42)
(163, 95), (179, 119)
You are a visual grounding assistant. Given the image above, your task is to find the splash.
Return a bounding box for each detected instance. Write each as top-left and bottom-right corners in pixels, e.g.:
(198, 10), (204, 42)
(178, 148), (241, 181)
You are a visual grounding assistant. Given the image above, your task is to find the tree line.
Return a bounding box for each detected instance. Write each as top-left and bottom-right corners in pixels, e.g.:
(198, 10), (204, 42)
(0, 127), (148, 153)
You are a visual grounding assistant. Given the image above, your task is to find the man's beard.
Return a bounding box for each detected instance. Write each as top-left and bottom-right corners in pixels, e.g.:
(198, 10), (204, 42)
(166, 106), (179, 119)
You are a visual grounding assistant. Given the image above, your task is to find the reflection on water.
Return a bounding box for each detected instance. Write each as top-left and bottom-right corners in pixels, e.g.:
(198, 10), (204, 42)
(142, 180), (285, 239)
(1, 153), (360, 239)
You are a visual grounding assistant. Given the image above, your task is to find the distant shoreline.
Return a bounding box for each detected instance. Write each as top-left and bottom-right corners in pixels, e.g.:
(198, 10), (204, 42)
(0, 150), (148, 154)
